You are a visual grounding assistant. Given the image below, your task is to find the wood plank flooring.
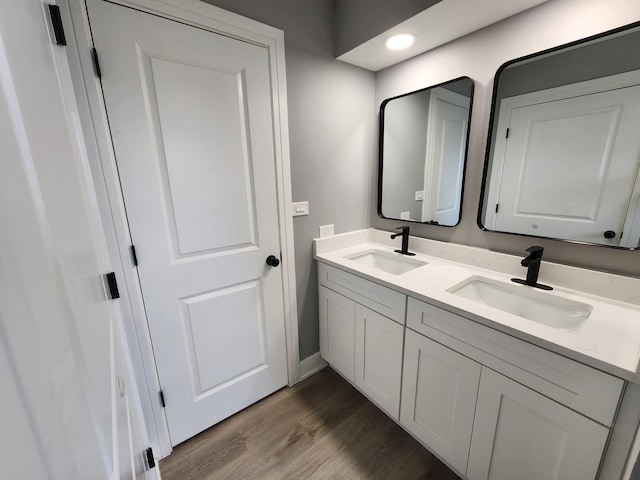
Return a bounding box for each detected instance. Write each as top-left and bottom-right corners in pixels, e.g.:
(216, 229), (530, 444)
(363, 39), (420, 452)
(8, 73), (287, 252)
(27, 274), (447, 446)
(159, 368), (461, 480)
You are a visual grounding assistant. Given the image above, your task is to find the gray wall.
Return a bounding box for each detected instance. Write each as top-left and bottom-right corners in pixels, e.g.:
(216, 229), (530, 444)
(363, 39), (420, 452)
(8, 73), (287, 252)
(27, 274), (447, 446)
(335, 0), (441, 56)
(381, 90), (430, 220)
(374, 0), (640, 277)
(202, 0), (375, 360)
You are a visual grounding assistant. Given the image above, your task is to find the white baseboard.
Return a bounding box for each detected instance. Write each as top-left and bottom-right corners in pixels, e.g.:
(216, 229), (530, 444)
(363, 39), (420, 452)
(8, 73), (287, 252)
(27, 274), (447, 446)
(299, 352), (327, 381)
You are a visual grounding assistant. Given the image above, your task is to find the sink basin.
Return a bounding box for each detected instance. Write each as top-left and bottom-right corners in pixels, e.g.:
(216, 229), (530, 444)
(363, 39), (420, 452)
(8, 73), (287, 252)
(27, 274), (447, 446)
(345, 249), (427, 275)
(448, 276), (592, 330)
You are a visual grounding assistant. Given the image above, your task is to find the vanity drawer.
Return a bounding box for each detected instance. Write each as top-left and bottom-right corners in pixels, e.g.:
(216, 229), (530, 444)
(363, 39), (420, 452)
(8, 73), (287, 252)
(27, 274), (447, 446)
(318, 263), (406, 324)
(407, 297), (624, 426)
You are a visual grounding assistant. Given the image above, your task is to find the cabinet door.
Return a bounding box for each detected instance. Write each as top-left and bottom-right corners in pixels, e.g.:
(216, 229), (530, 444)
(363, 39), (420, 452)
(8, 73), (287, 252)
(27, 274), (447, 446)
(467, 368), (610, 480)
(319, 286), (355, 381)
(400, 329), (481, 474)
(354, 305), (404, 420)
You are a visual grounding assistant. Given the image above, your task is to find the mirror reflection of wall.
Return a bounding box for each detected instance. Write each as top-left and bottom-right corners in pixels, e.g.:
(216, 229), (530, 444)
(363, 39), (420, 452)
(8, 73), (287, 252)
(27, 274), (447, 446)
(481, 24), (640, 249)
(379, 77), (473, 226)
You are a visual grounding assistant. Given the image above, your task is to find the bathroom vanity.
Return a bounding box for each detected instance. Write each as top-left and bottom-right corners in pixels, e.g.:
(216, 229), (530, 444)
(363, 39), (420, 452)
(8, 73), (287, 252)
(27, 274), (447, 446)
(314, 229), (640, 480)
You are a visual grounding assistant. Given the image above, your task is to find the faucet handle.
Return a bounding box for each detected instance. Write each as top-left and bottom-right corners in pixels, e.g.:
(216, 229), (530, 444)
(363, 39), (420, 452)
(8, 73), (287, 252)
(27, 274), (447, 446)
(525, 245), (544, 255)
(396, 226), (410, 233)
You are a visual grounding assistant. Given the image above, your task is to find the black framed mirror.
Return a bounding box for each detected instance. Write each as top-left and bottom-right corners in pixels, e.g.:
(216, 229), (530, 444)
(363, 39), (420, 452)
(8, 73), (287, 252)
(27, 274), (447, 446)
(480, 22), (640, 249)
(378, 76), (474, 226)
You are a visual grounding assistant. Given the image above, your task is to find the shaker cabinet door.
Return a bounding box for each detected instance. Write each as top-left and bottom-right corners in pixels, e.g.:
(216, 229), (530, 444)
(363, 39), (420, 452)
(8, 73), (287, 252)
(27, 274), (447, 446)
(319, 286), (355, 381)
(400, 329), (481, 474)
(354, 304), (404, 420)
(467, 367), (609, 480)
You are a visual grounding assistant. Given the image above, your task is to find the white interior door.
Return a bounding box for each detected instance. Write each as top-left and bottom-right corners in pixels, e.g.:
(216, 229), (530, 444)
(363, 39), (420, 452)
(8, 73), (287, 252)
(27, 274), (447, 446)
(491, 85), (640, 245)
(422, 88), (470, 224)
(87, 1), (288, 445)
(0, 1), (153, 477)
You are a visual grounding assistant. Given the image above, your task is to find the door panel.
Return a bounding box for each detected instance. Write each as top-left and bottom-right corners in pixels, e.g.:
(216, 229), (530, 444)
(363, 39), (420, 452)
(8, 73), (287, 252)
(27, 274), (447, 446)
(181, 281), (267, 396)
(88, 1), (288, 445)
(150, 56), (257, 255)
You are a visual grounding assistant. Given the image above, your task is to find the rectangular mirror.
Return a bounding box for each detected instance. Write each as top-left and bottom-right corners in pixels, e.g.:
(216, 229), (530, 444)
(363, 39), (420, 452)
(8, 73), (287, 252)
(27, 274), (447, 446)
(480, 22), (640, 249)
(378, 77), (474, 226)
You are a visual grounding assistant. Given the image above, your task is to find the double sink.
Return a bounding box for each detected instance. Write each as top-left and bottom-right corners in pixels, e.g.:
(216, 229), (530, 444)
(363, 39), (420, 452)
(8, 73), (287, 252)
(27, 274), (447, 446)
(345, 248), (591, 331)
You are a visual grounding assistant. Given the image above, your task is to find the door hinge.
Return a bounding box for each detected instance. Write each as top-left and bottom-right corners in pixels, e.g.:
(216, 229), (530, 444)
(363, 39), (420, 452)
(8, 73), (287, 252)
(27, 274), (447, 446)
(91, 48), (102, 78)
(48, 5), (67, 46)
(159, 390), (166, 408)
(495, 203), (500, 213)
(144, 447), (156, 470)
(505, 128), (510, 139)
(130, 245), (139, 266)
(106, 272), (120, 300)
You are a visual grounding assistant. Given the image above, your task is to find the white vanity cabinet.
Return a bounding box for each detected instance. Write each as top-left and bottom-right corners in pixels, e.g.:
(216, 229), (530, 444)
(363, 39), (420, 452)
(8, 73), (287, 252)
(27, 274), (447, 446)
(316, 258), (626, 480)
(406, 297), (624, 480)
(318, 263), (405, 419)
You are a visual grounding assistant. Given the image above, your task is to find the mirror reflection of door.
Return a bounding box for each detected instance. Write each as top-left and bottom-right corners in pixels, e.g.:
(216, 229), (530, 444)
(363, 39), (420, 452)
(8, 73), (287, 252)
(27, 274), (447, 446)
(379, 77), (473, 226)
(481, 23), (640, 250)
(485, 73), (640, 248)
(422, 88), (470, 225)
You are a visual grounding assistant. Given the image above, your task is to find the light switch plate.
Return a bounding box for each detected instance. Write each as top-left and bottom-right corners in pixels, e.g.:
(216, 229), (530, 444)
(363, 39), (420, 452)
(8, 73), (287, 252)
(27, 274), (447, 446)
(319, 224), (334, 238)
(292, 201), (309, 216)
(415, 190), (425, 201)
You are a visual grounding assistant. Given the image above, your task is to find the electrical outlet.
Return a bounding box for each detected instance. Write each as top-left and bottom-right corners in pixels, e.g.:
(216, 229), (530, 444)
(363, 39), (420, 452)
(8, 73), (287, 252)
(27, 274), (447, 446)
(319, 224), (334, 238)
(400, 211), (411, 220)
(415, 190), (425, 201)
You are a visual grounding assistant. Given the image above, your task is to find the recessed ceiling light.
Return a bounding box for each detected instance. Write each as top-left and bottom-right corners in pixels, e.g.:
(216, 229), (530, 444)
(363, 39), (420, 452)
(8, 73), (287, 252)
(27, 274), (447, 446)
(385, 33), (416, 50)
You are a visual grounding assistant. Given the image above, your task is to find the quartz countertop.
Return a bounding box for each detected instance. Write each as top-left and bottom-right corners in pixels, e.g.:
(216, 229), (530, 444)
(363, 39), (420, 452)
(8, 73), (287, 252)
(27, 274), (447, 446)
(314, 229), (640, 383)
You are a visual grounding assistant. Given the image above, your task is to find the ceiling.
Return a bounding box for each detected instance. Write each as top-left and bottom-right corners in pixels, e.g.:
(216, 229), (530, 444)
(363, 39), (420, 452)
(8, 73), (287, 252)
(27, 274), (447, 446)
(337, 0), (551, 72)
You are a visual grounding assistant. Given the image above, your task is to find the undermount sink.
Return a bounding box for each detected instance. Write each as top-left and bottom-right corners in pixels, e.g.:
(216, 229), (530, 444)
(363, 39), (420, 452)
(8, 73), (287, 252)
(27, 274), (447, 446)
(448, 276), (592, 330)
(345, 249), (427, 275)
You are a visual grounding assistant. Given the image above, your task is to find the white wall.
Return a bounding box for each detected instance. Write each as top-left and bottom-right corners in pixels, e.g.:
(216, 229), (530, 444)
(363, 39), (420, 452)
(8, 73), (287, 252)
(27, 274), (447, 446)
(374, 0), (640, 277)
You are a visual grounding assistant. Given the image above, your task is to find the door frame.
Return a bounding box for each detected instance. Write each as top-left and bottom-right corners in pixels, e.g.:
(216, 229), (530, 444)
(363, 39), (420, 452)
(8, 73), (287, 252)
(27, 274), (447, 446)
(64, 0), (300, 457)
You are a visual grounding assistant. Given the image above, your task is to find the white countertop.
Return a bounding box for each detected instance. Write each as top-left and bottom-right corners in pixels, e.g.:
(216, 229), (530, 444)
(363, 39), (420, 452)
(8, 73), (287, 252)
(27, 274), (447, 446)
(314, 229), (640, 383)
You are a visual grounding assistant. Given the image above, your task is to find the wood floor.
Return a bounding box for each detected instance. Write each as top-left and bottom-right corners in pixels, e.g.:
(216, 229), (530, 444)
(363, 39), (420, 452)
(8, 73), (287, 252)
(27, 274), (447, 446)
(159, 368), (461, 480)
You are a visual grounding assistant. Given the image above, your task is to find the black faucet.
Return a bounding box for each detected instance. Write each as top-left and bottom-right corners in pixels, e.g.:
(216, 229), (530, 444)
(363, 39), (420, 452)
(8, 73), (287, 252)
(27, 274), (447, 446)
(511, 246), (553, 290)
(390, 226), (415, 256)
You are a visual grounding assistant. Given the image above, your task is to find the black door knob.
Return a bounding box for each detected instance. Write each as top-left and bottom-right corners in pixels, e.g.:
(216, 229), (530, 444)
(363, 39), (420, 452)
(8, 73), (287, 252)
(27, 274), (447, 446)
(266, 255), (280, 267)
(604, 230), (616, 239)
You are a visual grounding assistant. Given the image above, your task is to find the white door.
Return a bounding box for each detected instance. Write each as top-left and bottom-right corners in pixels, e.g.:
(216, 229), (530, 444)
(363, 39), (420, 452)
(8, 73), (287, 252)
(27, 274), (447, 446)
(423, 88), (470, 224)
(87, 1), (288, 445)
(491, 85), (640, 245)
(467, 368), (609, 480)
(0, 1), (152, 477)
